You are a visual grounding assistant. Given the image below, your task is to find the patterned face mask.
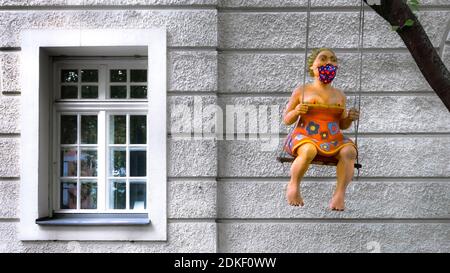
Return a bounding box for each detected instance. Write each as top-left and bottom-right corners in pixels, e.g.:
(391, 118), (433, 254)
(318, 64), (338, 84)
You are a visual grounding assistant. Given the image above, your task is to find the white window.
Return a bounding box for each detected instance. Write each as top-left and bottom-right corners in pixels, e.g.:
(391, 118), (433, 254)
(53, 60), (149, 213)
(20, 29), (167, 241)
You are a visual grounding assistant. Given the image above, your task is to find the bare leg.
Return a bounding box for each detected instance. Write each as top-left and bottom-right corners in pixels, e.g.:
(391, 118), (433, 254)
(286, 143), (317, 206)
(330, 145), (357, 211)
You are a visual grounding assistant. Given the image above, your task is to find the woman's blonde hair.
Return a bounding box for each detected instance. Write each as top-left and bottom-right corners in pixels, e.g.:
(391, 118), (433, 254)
(307, 48), (337, 77)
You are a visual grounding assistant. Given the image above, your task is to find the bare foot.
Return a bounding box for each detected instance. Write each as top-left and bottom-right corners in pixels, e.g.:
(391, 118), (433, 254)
(286, 182), (304, 206)
(329, 192), (345, 211)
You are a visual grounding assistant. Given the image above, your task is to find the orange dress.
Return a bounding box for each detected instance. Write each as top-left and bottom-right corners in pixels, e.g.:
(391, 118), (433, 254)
(284, 104), (357, 158)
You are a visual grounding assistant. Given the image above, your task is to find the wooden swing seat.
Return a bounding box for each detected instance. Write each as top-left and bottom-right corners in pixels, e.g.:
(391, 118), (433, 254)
(276, 155), (362, 169)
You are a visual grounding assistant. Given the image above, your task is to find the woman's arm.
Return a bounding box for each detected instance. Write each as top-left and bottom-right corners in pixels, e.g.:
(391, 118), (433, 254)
(339, 114), (353, 130)
(338, 90), (359, 130)
(339, 102), (360, 130)
(283, 87), (303, 125)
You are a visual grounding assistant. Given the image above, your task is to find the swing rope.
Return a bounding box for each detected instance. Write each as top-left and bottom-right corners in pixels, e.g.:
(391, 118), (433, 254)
(301, 0), (312, 105)
(277, 0), (311, 163)
(277, 0), (311, 166)
(277, 0), (365, 173)
(279, 0), (312, 173)
(353, 0), (365, 180)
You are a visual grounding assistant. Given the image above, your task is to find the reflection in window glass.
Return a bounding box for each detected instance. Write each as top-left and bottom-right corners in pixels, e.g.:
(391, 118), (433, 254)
(110, 115), (126, 144)
(60, 148), (77, 177)
(61, 115), (77, 144)
(60, 181), (77, 209)
(130, 86), (147, 99)
(61, 70), (78, 83)
(81, 115), (97, 144)
(81, 70), (98, 82)
(110, 69), (127, 82)
(130, 115), (146, 144)
(110, 181), (126, 209)
(61, 86), (78, 99)
(110, 148), (126, 177)
(130, 181), (146, 210)
(80, 150), (97, 177)
(81, 181), (97, 209)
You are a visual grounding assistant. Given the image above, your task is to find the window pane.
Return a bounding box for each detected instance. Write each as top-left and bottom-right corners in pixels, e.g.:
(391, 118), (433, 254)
(80, 149), (97, 177)
(130, 86), (147, 99)
(60, 181), (77, 209)
(110, 86), (127, 98)
(130, 69), (147, 82)
(110, 115), (126, 144)
(81, 115), (97, 144)
(61, 148), (77, 177)
(130, 115), (146, 144)
(81, 70), (98, 82)
(110, 148), (126, 177)
(61, 86), (78, 99)
(61, 69), (78, 83)
(130, 180), (146, 210)
(110, 180), (126, 209)
(61, 115), (77, 144)
(81, 181), (97, 209)
(130, 149), (146, 177)
(110, 69), (127, 82)
(81, 86), (98, 98)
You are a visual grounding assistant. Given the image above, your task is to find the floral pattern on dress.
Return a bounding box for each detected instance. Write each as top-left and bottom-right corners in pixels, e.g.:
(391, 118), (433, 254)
(328, 122), (339, 135)
(320, 143), (331, 151)
(306, 121), (320, 135)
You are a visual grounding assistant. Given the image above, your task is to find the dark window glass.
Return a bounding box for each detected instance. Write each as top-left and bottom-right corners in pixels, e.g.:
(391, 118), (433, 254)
(81, 86), (98, 98)
(61, 86), (78, 99)
(130, 86), (147, 98)
(130, 150), (146, 177)
(81, 70), (98, 82)
(110, 86), (127, 98)
(110, 69), (127, 82)
(61, 115), (77, 144)
(61, 70), (78, 83)
(130, 69), (147, 82)
(130, 115), (146, 144)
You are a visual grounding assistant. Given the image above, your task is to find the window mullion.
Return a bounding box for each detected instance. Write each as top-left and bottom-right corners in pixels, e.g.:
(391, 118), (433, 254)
(54, 113), (60, 211)
(126, 114), (130, 210)
(97, 111), (106, 211)
(127, 68), (130, 99)
(99, 64), (107, 100)
(77, 114), (81, 210)
(77, 68), (81, 99)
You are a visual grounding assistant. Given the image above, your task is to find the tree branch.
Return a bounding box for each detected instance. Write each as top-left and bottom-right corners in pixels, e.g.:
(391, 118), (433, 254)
(364, 0), (450, 111)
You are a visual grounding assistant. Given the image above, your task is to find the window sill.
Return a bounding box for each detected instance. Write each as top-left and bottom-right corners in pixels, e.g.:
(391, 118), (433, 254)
(36, 213), (150, 226)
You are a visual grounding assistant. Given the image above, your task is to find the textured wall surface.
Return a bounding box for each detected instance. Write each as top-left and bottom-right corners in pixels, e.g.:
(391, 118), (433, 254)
(0, 0), (449, 253)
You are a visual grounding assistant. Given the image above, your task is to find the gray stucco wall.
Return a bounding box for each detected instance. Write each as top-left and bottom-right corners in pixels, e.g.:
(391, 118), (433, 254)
(0, 0), (449, 253)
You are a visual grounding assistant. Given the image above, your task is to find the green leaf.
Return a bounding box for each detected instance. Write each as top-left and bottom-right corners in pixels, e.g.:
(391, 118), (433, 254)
(408, 0), (420, 12)
(391, 25), (400, 31)
(404, 19), (415, 27)
(409, 4), (419, 12)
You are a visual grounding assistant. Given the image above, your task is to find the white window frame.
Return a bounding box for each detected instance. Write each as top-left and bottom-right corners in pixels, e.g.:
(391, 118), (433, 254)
(19, 29), (167, 241)
(53, 60), (149, 213)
